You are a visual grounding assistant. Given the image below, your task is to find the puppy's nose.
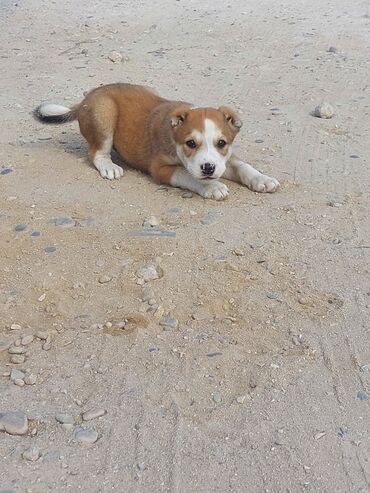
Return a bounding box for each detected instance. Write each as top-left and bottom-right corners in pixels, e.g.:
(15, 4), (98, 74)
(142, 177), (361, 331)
(201, 162), (215, 176)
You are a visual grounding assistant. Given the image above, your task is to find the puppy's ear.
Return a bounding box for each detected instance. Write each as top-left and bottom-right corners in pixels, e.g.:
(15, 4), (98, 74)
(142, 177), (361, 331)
(170, 105), (190, 128)
(218, 106), (243, 131)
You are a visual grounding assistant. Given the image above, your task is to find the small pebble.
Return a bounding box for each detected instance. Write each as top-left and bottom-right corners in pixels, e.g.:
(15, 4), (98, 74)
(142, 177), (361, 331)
(99, 275), (112, 284)
(35, 331), (48, 340)
(24, 374), (37, 385)
(357, 391), (370, 401)
(266, 292), (279, 300)
(44, 246), (56, 253)
(22, 447), (40, 462)
(349, 155), (359, 159)
(21, 335), (34, 345)
(55, 413), (75, 425)
(10, 323), (21, 331)
(74, 427), (99, 444)
(159, 315), (179, 329)
(14, 224), (27, 232)
(0, 410), (28, 435)
(49, 217), (75, 227)
(108, 51), (124, 63)
(327, 46), (337, 53)
(31, 231), (41, 237)
(42, 339), (52, 351)
(10, 354), (26, 364)
(255, 139), (264, 143)
(95, 259), (105, 267)
(360, 364), (370, 372)
(10, 369), (25, 382)
(236, 395), (246, 404)
(182, 191), (193, 198)
(137, 264), (163, 283)
(298, 296), (311, 306)
(212, 392), (222, 404)
(143, 216), (160, 228)
(82, 408), (107, 421)
(14, 379), (25, 387)
(314, 102), (334, 119)
(0, 168), (13, 175)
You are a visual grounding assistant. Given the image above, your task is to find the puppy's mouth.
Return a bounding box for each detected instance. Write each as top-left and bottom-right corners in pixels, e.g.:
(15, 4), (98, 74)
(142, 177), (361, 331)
(200, 176), (216, 180)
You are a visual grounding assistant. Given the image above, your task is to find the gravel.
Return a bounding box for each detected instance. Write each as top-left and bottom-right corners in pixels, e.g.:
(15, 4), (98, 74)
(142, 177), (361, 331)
(74, 427), (99, 444)
(82, 408), (107, 421)
(314, 102), (334, 119)
(22, 447), (41, 461)
(159, 315), (179, 329)
(0, 411), (28, 435)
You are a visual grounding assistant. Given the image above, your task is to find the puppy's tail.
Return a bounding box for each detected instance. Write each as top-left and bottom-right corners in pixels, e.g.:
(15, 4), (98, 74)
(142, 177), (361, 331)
(33, 103), (79, 124)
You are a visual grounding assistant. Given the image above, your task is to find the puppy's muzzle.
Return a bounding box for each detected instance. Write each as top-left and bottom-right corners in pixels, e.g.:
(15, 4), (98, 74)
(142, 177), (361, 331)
(201, 162), (216, 177)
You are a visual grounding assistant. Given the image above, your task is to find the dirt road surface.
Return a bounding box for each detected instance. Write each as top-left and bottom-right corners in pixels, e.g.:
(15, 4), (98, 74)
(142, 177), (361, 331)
(1, 0), (370, 491)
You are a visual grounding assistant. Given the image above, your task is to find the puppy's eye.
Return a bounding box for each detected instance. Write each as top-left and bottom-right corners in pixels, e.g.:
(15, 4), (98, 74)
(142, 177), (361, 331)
(217, 139), (227, 148)
(185, 139), (197, 149)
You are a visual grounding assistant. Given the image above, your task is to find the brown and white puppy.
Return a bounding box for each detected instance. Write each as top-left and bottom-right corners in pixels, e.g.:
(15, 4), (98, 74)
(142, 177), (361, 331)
(34, 83), (279, 200)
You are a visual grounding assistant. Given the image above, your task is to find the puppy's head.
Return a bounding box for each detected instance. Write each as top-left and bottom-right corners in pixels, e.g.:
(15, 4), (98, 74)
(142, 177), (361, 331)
(170, 105), (242, 180)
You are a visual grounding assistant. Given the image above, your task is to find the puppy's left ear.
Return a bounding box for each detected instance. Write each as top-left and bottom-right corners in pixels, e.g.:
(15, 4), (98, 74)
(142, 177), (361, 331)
(218, 106), (243, 132)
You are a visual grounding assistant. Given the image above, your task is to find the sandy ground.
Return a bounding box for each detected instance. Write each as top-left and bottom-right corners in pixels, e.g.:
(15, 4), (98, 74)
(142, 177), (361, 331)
(1, 0), (370, 491)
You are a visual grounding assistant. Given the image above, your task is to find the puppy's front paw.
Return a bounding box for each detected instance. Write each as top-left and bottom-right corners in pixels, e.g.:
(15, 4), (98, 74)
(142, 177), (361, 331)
(98, 161), (124, 180)
(201, 181), (229, 200)
(248, 173), (280, 193)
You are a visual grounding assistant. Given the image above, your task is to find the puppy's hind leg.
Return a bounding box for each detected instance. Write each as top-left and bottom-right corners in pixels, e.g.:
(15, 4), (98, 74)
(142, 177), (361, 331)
(90, 136), (123, 180)
(79, 99), (123, 180)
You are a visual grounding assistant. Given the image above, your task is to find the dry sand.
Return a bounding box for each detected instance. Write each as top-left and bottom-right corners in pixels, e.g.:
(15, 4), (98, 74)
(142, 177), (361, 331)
(1, 0), (370, 491)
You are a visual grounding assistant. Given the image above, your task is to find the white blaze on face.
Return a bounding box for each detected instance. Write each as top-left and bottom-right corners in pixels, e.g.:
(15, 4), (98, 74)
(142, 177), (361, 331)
(177, 118), (231, 180)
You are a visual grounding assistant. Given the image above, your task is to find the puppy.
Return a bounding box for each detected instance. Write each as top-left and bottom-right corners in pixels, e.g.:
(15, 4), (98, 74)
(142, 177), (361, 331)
(34, 83), (279, 200)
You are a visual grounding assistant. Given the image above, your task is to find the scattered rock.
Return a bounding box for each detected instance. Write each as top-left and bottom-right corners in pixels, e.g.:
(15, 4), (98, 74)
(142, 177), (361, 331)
(21, 335), (34, 346)
(159, 315), (179, 329)
(98, 275), (112, 284)
(181, 191), (193, 198)
(0, 411), (28, 435)
(24, 373), (37, 385)
(266, 292), (279, 300)
(38, 293), (46, 302)
(49, 217), (75, 227)
(44, 246), (57, 253)
(22, 447), (41, 462)
(108, 51), (128, 63)
(136, 264), (163, 283)
(10, 354), (25, 364)
(142, 216), (160, 228)
(74, 427), (99, 444)
(0, 168), (13, 175)
(327, 46), (337, 53)
(55, 413), (75, 426)
(297, 296), (312, 306)
(82, 408), (107, 421)
(232, 248), (245, 256)
(314, 102), (334, 119)
(10, 323), (21, 331)
(360, 364), (370, 373)
(255, 139), (264, 143)
(129, 229), (176, 238)
(212, 392), (222, 404)
(10, 368), (25, 382)
(206, 352), (223, 357)
(357, 391), (370, 401)
(35, 331), (48, 340)
(14, 224), (27, 232)
(42, 337), (52, 351)
(236, 395), (246, 404)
